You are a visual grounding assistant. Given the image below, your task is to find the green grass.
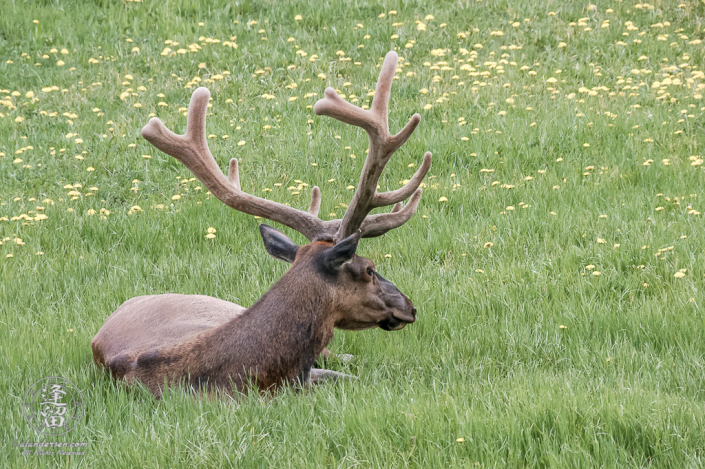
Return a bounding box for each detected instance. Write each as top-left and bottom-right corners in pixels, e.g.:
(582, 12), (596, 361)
(1, 0), (705, 466)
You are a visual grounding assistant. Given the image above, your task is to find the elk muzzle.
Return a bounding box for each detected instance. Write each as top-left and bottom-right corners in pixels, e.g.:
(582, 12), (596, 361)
(376, 273), (417, 331)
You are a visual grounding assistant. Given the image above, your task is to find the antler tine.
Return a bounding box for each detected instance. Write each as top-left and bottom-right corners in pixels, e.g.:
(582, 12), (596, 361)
(142, 87), (326, 241)
(313, 51), (430, 241)
(373, 152), (432, 207)
(359, 189), (424, 238)
(370, 51), (398, 123)
(308, 186), (321, 216)
(228, 158), (241, 191)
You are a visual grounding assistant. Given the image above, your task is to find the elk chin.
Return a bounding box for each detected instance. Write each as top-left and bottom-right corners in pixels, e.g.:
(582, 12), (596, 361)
(334, 318), (380, 331)
(378, 318), (407, 331)
(378, 308), (416, 331)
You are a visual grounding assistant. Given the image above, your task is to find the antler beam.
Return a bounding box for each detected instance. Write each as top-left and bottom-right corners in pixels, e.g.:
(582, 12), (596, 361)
(314, 51), (432, 241)
(142, 88), (327, 241)
(141, 51), (430, 243)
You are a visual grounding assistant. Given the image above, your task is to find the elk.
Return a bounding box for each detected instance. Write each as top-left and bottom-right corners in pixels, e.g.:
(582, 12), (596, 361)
(91, 51), (432, 398)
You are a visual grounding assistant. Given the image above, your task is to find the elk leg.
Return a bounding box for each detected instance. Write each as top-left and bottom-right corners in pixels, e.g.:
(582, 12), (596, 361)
(307, 368), (357, 386)
(316, 348), (354, 366)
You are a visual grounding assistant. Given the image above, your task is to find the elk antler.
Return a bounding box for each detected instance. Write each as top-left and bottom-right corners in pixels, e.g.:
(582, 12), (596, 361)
(142, 51), (430, 243)
(142, 87), (327, 241)
(314, 50), (432, 241)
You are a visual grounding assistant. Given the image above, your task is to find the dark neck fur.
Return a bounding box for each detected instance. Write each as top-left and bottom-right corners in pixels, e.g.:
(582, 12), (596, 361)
(186, 260), (335, 391)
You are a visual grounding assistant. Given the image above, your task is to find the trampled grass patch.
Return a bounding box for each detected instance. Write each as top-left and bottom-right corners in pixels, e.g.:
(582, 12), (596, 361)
(1, 0), (704, 467)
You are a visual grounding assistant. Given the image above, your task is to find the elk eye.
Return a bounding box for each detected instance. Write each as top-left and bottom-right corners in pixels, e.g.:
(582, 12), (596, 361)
(367, 267), (374, 277)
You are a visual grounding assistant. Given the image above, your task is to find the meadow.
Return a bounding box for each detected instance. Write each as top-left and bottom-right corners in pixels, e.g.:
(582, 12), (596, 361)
(1, 0), (704, 467)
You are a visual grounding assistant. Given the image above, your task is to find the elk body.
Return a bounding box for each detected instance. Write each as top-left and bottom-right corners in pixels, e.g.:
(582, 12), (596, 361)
(91, 51), (432, 397)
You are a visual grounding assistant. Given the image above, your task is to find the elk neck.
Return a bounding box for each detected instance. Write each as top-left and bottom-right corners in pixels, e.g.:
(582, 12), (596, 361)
(189, 253), (337, 388)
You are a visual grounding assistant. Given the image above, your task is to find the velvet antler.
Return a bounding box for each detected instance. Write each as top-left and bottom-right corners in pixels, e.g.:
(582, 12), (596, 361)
(314, 51), (432, 240)
(142, 51), (430, 242)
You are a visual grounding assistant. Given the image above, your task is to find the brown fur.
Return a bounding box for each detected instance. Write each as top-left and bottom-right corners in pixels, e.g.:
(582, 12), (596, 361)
(94, 51), (428, 398)
(91, 241), (416, 397)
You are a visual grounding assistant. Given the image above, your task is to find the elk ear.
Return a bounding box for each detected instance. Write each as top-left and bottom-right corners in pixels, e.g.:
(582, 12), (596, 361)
(259, 224), (299, 263)
(323, 231), (361, 272)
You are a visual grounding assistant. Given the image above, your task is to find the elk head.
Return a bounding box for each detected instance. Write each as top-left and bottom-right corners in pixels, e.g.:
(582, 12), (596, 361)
(259, 224), (417, 332)
(141, 50), (431, 335)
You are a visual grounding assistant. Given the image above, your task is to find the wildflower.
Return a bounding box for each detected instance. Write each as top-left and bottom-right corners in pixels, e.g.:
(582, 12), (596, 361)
(439, 196), (448, 202)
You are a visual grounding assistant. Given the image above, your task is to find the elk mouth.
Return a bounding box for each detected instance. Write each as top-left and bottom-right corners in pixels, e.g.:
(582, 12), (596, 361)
(379, 307), (416, 331)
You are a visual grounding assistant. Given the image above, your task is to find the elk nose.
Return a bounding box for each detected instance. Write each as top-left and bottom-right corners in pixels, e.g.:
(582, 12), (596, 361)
(411, 307), (417, 318)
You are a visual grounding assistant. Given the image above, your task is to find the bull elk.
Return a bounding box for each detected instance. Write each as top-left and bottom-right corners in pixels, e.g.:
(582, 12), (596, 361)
(91, 51), (432, 397)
